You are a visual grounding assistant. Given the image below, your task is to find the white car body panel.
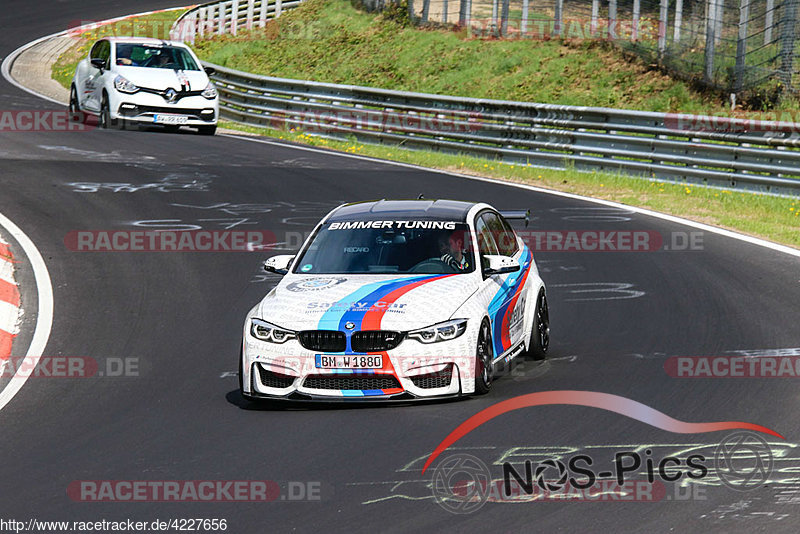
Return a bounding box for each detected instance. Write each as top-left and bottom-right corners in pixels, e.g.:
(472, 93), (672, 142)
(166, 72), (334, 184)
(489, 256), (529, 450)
(71, 37), (219, 129)
(240, 200), (547, 401)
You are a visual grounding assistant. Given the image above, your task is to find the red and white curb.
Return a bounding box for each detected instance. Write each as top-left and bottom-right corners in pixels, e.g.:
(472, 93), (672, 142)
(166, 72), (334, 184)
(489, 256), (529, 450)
(0, 237), (21, 364)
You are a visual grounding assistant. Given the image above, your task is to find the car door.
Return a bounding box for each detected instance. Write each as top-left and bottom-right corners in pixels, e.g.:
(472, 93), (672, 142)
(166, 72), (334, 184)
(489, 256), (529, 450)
(82, 40), (110, 112)
(473, 211), (520, 360)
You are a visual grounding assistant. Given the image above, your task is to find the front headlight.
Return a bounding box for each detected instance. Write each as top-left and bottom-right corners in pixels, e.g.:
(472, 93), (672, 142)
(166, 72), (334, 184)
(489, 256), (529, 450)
(114, 75), (139, 94)
(250, 319), (296, 343)
(408, 319), (468, 344)
(201, 82), (218, 99)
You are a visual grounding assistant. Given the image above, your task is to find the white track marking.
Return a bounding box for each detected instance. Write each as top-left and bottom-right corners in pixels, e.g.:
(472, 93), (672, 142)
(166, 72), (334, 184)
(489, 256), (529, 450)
(220, 133), (800, 259)
(0, 212), (53, 412)
(1, 6), (190, 105)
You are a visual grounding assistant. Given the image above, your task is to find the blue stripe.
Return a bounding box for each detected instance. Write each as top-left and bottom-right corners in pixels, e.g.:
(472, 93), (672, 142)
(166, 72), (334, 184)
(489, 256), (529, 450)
(487, 247), (532, 355)
(316, 276), (418, 331)
(336, 275), (441, 334)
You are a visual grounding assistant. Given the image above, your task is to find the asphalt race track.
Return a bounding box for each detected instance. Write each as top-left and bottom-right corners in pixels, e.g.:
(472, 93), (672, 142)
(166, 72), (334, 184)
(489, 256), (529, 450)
(2, 2), (800, 532)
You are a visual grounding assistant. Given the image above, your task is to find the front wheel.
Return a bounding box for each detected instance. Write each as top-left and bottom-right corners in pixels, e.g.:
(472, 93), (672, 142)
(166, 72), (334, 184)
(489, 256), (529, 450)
(197, 125), (217, 136)
(68, 86), (81, 121)
(474, 320), (493, 395)
(99, 93), (117, 129)
(525, 291), (550, 360)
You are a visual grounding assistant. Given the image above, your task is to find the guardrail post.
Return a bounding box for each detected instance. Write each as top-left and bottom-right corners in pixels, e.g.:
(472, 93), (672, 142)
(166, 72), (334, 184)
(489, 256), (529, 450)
(491, 0), (498, 36)
(779, 0), (798, 99)
(673, 0), (683, 42)
(631, 0), (639, 40)
(199, 7), (207, 38)
(276, 0), (283, 18)
(218, 3), (226, 34)
(608, 0), (617, 40)
(764, 0), (774, 44)
(259, 0), (269, 27)
(232, 0), (239, 36)
(555, 0), (563, 38)
(459, 0), (469, 27)
(658, 0), (668, 56)
(704, 0), (717, 84)
(246, 0), (255, 29)
(422, 0), (430, 23)
(500, 0), (509, 36)
(734, 0), (750, 93)
(190, 14), (198, 43)
(592, 0), (600, 37)
(521, 0), (529, 36)
(443, 0), (448, 24)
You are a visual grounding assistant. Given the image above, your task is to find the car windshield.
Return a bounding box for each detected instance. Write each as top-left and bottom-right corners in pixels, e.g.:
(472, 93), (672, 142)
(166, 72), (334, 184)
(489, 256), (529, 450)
(115, 44), (200, 71)
(293, 221), (475, 274)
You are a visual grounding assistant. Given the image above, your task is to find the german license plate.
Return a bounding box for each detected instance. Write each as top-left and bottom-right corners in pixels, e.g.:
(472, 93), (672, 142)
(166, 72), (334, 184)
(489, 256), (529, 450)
(315, 355), (383, 369)
(154, 114), (188, 125)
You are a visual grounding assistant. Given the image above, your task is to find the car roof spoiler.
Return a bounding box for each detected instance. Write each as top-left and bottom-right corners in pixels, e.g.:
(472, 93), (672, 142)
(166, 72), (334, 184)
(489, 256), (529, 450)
(499, 209), (530, 227)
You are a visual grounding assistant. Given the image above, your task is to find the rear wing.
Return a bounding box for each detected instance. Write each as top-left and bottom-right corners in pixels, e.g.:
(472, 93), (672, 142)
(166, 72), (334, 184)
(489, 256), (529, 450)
(499, 209), (530, 227)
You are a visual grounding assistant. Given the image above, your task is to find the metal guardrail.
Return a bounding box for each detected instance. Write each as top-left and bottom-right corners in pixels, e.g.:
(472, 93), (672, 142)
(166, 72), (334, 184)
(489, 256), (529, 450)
(170, 0), (303, 43)
(173, 0), (800, 196)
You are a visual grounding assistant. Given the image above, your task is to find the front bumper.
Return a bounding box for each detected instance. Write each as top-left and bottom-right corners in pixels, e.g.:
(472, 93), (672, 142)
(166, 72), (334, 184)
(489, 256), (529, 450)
(241, 333), (477, 401)
(110, 91), (218, 126)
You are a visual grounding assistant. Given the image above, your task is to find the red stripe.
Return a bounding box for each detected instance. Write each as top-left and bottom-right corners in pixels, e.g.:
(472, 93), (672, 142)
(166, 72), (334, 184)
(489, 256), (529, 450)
(0, 279), (20, 307)
(361, 275), (455, 331)
(500, 267), (531, 351)
(0, 329), (13, 360)
(0, 243), (11, 260)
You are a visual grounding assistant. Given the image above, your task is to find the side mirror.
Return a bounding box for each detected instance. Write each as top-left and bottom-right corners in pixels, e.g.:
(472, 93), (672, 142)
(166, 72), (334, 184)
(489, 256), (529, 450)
(263, 255), (294, 275)
(482, 255), (520, 276)
(90, 58), (106, 71)
(204, 66), (216, 76)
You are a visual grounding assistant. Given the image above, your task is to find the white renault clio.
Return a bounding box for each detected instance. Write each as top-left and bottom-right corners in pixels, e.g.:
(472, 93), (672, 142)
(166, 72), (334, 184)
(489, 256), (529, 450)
(70, 37), (219, 134)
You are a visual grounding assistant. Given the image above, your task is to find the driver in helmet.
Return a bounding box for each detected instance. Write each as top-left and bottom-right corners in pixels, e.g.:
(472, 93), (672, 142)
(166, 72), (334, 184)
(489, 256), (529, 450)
(439, 230), (470, 271)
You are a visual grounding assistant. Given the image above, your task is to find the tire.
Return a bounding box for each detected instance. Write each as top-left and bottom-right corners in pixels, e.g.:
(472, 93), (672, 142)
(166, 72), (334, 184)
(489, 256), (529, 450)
(474, 319), (494, 395)
(99, 92), (117, 129)
(163, 125), (180, 134)
(68, 85), (81, 122)
(525, 291), (550, 361)
(197, 125), (217, 136)
(239, 344), (255, 403)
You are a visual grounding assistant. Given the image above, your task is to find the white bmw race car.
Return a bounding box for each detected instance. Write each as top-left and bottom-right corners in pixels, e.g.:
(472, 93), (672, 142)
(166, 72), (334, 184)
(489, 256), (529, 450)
(240, 199), (549, 401)
(69, 37), (219, 134)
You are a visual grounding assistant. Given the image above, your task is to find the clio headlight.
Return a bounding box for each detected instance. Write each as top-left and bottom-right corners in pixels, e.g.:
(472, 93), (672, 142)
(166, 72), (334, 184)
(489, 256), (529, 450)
(113, 75), (139, 94)
(250, 319), (296, 343)
(201, 82), (218, 99)
(408, 319), (468, 344)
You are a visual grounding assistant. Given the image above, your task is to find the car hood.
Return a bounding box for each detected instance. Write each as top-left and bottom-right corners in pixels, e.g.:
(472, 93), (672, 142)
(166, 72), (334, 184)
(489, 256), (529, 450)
(255, 273), (480, 332)
(114, 66), (209, 91)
